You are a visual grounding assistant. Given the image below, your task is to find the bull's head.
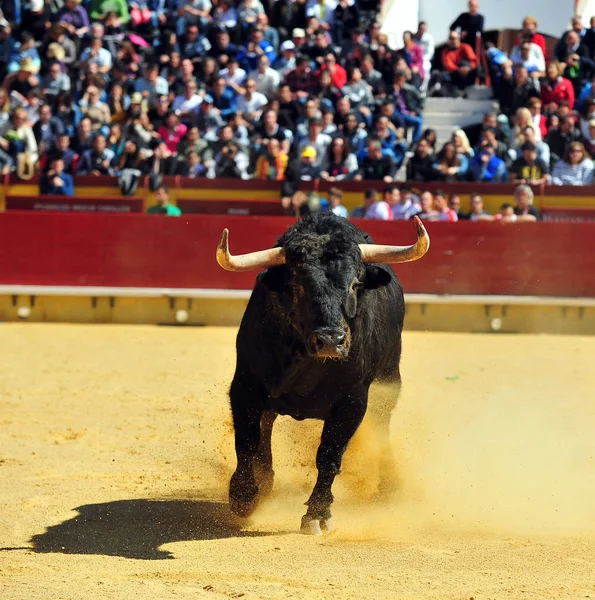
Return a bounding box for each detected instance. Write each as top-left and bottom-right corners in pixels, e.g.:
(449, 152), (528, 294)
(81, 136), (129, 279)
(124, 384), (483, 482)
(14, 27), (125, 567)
(217, 217), (429, 360)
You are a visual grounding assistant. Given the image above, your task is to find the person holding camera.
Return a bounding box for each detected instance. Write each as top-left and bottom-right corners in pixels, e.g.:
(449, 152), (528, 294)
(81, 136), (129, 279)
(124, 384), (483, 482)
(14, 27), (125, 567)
(40, 157), (74, 195)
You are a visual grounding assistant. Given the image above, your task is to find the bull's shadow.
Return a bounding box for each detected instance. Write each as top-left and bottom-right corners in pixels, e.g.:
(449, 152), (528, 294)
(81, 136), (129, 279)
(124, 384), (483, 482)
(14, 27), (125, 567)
(28, 499), (271, 560)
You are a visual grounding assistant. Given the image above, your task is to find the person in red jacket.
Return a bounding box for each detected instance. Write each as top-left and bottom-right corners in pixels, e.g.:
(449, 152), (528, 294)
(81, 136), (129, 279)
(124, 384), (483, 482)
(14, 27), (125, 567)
(514, 16), (548, 61)
(317, 52), (347, 89)
(540, 61), (575, 113)
(440, 30), (478, 96)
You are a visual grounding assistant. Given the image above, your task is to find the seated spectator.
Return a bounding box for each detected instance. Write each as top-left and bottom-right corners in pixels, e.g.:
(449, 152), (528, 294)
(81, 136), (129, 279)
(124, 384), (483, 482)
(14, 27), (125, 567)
(477, 126), (510, 167)
(41, 133), (79, 174)
(254, 138), (289, 180)
(546, 115), (581, 167)
(510, 141), (550, 185)
(210, 76), (238, 120)
(135, 63), (169, 105)
(284, 55), (319, 100)
(438, 30), (477, 97)
(281, 146), (323, 205)
(40, 157), (74, 196)
(58, 0), (91, 40)
(147, 185), (181, 216)
(325, 187), (348, 217)
(410, 190), (439, 221)
(80, 86), (112, 133)
(467, 193), (492, 221)
(581, 118), (595, 157)
(80, 32), (113, 75)
(389, 70), (424, 142)
(0, 107), (38, 167)
(176, 126), (208, 163)
(448, 193), (467, 220)
(450, 0), (484, 45)
(41, 61), (71, 103)
(554, 29), (589, 64)
(33, 104), (64, 155)
(158, 112), (187, 155)
(40, 23), (77, 69)
(513, 16), (547, 61)
(513, 125), (550, 166)
(512, 184), (541, 221)
(274, 40), (297, 77)
(113, 139), (146, 173)
(577, 73), (595, 111)
(214, 140), (249, 179)
(342, 112), (368, 157)
(7, 32), (41, 74)
(541, 61), (575, 113)
(527, 97), (548, 139)
(354, 138), (396, 183)
(250, 56), (280, 97)
(551, 141), (594, 186)
(406, 137), (435, 182)
(362, 188), (393, 220)
(360, 53), (384, 93)
(179, 150), (206, 178)
(297, 117), (332, 168)
(510, 38), (545, 80)
(172, 80), (203, 123)
(320, 136), (358, 181)
(196, 95), (225, 138)
(400, 31), (425, 81)
(237, 29), (275, 72)
(392, 184), (421, 220)
(77, 134), (114, 175)
(433, 189), (458, 222)
(4, 59), (38, 107)
(351, 189), (375, 219)
(342, 66), (373, 109)
(318, 51), (347, 89)
(89, 0), (129, 25)
(497, 65), (540, 118)
(470, 141), (508, 182)
(432, 142), (466, 182)
(236, 78), (268, 124)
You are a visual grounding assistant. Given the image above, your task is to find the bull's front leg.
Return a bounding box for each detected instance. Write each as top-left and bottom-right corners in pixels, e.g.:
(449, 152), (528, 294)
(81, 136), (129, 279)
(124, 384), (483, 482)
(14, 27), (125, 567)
(301, 388), (368, 535)
(229, 371), (265, 518)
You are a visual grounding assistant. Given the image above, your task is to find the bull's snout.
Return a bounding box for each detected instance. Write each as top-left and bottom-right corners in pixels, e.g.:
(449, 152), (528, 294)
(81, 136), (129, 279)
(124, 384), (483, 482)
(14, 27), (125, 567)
(308, 328), (348, 359)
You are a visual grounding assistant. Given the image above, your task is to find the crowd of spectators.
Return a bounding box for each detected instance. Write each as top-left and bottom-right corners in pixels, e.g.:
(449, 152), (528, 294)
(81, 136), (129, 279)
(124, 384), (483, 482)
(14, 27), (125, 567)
(1, 0), (595, 210)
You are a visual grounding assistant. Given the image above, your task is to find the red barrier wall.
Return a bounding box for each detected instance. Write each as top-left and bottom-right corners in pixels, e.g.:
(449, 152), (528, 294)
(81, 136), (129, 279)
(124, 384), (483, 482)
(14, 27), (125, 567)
(1, 212), (594, 297)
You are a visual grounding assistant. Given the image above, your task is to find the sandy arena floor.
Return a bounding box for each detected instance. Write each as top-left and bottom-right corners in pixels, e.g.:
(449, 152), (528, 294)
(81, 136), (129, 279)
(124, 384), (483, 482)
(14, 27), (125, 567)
(1, 324), (595, 600)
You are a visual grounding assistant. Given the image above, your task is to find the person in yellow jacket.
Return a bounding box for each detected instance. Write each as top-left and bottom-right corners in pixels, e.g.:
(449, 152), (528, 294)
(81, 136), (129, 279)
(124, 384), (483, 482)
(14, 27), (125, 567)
(254, 138), (289, 180)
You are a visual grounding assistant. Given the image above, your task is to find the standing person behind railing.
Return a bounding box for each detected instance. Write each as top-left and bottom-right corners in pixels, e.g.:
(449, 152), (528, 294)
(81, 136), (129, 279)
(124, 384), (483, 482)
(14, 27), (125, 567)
(551, 141), (594, 186)
(40, 158), (74, 196)
(414, 21), (435, 90)
(449, 0), (484, 46)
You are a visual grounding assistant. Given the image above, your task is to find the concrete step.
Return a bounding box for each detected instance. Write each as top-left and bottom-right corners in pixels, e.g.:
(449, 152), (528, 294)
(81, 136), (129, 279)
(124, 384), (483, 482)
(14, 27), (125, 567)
(423, 111), (490, 128)
(425, 97), (499, 114)
(465, 85), (494, 101)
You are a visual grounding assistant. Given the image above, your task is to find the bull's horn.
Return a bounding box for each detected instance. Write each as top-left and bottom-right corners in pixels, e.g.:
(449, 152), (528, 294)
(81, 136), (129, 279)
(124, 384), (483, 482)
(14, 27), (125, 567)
(216, 228), (286, 272)
(359, 216), (430, 264)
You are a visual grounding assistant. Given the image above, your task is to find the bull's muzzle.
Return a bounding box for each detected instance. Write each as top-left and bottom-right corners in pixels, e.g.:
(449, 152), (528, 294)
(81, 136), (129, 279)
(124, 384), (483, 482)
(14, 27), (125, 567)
(308, 328), (349, 360)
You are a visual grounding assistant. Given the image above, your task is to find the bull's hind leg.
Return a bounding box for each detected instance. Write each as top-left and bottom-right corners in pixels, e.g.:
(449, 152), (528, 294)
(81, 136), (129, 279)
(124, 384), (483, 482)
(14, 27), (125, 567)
(229, 372), (266, 518)
(368, 367), (402, 497)
(253, 410), (277, 498)
(301, 389), (368, 535)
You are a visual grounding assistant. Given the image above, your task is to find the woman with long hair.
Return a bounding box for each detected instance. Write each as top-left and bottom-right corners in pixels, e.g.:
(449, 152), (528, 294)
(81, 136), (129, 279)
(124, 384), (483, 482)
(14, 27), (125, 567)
(432, 142), (463, 182)
(551, 141), (594, 185)
(321, 136), (358, 181)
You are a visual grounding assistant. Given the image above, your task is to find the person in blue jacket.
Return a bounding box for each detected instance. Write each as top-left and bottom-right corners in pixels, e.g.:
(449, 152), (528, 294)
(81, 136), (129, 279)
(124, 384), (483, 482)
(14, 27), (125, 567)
(40, 157), (74, 196)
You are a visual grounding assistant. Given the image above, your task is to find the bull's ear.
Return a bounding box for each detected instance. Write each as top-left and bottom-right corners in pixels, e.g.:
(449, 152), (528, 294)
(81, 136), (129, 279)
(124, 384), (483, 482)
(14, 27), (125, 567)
(363, 265), (392, 289)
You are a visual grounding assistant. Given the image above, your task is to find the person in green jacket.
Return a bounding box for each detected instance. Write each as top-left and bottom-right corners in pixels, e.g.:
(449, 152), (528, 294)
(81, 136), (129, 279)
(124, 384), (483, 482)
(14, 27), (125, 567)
(89, 0), (129, 25)
(147, 185), (182, 216)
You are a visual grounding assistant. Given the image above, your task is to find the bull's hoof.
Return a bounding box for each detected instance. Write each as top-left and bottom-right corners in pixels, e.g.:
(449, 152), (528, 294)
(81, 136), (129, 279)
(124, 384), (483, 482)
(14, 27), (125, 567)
(300, 516), (323, 535)
(300, 516), (335, 536)
(229, 494), (259, 518)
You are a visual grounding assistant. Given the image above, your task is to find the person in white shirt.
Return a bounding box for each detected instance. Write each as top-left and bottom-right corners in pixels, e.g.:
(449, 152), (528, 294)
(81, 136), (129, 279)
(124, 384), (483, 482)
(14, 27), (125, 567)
(236, 78), (268, 123)
(510, 40), (545, 79)
(172, 80), (203, 119)
(392, 184), (421, 220)
(249, 56), (280, 97)
(413, 21), (435, 89)
(219, 59), (247, 87)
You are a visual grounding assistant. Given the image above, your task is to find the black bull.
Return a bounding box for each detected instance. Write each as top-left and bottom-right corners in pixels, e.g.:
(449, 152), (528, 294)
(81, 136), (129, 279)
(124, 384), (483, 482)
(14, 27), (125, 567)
(216, 214), (430, 534)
